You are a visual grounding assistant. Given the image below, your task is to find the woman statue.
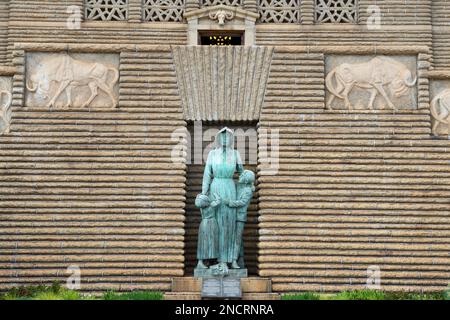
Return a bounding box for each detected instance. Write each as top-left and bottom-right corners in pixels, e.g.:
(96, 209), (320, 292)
(201, 127), (243, 269)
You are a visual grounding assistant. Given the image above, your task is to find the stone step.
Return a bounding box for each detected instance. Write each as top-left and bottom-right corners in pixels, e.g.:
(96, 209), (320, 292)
(164, 292), (201, 300)
(171, 277), (273, 294)
(164, 292), (280, 300)
(242, 293), (280, 300)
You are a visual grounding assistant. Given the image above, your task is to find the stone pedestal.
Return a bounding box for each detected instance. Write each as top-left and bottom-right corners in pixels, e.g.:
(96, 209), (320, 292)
(194, 267), (248, 278)
(165, 277), (279, 300)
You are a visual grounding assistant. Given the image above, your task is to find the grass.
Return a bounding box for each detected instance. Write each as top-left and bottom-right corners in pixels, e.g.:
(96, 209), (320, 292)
(102, 291), (163, 300)
(282, 289), (447, 300)
(1, 283), (448, 301)
(0, 282), (162, 300)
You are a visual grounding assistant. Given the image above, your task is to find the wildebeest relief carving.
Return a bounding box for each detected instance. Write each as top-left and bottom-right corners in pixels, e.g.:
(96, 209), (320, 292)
(26, 54), (119, 108)
(0, 86), (12, 134)
(431, 89), (450, 136)
(326, 56), (417, 110)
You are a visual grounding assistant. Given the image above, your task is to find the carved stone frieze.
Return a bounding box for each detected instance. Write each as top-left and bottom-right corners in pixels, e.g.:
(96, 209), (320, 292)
(26, 53), (119, 109)
(430, 81), (450, 137)
(0, 76), (12, 134)
(325, 55), (418, 111)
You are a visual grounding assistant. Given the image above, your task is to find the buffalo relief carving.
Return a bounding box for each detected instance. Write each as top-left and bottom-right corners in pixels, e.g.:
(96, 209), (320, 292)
(26, 53), (119, 109)
(0, 77), (12, 134)
(431, 89), (450, 136)
(326, 56), (417, 111)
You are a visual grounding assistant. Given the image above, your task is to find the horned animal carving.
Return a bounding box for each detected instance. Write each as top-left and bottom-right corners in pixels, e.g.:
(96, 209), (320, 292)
(0, 89), (12, 134)
(27, 54), (119, 108)
(209, 10), (234, 26)
(431, 89), (450, 136)
(326, 56), (417, 110)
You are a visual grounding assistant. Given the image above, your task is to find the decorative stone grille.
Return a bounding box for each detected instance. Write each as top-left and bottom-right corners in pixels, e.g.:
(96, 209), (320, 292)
(315, 0), (357, 23)
(143, 0), (185, 22)
(258, 0), (300, 23)
(85, 0), (129, 21)
(201, 0), (243, 7)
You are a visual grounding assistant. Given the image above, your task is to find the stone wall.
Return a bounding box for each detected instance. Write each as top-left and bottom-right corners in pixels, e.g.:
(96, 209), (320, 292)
(0, 1), (449, 293)
(0, 45), (186, 292)
(257, 46), (450, 293)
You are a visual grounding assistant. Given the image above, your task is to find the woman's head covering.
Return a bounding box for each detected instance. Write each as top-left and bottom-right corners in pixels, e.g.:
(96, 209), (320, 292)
(215, 127), (235, 150)
(195, 194), (210, 208)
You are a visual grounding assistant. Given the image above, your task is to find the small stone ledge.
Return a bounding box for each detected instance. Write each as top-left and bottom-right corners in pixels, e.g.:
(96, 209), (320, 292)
(13, 43), (173, 53)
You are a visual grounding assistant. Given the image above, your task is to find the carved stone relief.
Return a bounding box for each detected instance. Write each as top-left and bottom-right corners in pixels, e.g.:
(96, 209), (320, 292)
(430, 81), (450, 137)
(209, 9), (234, 25)
(325, 55), (418, 111)
(184, 5), (259, 45)
(26, 53), (119, 109)
(0, 77), (12, 134)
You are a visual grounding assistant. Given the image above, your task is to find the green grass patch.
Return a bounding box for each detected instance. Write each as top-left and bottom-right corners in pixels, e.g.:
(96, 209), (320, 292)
(282, 292), (321, 300)
(102, 291), (164, 300)
(0, 282), (162, 300)
(0, 282), (88, 300)
(281, 290), (446, 301)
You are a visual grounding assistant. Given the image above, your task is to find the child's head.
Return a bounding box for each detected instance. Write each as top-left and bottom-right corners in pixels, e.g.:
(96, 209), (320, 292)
(195, 194), (211, 208)
(239, 170), (255, 184)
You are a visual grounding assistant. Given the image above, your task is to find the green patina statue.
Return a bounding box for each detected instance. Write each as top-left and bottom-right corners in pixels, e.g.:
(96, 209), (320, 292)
(195, 193), (220, 269)
(196, 127), (254, 274)
(226, 170), (255, 269)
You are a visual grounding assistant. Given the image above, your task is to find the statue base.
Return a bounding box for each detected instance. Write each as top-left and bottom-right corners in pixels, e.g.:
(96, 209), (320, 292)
(194, 267), (248, 278)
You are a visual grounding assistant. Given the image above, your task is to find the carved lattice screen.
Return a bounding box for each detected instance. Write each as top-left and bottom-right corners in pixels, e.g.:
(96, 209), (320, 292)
(258, 0), (300, 23)
(142, 0), (185, 22)
(85, 0), (129, 21)
(315, 0), (358, 23)
(201, 0), (243, 7)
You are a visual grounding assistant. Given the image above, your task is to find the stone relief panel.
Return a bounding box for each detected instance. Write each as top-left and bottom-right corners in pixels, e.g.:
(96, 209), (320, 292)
(325, 55), (418, 111)
(430, 81), (450, 137)
(0, 77), (12, 134)
(25, 53), (119, 109)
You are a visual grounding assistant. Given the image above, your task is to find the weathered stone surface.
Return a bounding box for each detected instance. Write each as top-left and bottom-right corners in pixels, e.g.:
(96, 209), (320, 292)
(25, 53), (119, 109)
(325, 55), (418, 111)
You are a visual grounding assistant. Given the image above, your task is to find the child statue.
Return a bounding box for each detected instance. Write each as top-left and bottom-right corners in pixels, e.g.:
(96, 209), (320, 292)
(226, 170), (255, 269)
(195, 193), (220, 269)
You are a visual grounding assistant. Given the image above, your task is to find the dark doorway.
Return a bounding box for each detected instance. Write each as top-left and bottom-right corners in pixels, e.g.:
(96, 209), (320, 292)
(199, 31), (243, 46)
(184, 122), (259, 276)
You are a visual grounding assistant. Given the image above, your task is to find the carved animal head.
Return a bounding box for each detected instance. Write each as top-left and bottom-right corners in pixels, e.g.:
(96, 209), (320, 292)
(209, 10), (234, 26)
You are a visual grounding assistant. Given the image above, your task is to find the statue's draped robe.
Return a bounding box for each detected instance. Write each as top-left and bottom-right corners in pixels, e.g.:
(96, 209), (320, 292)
(202, 148), (243, 263)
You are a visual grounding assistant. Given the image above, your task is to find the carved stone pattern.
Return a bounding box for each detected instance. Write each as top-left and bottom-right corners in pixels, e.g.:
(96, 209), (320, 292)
(143, 0), (185, 22)
(258, 0), (300, 23)
(315, 0), (357, 23)
(85, 0), (128, 21)
(0, 78), (12, 135)
(172, 46), (274, 121)
(201, 0), (243, 7)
